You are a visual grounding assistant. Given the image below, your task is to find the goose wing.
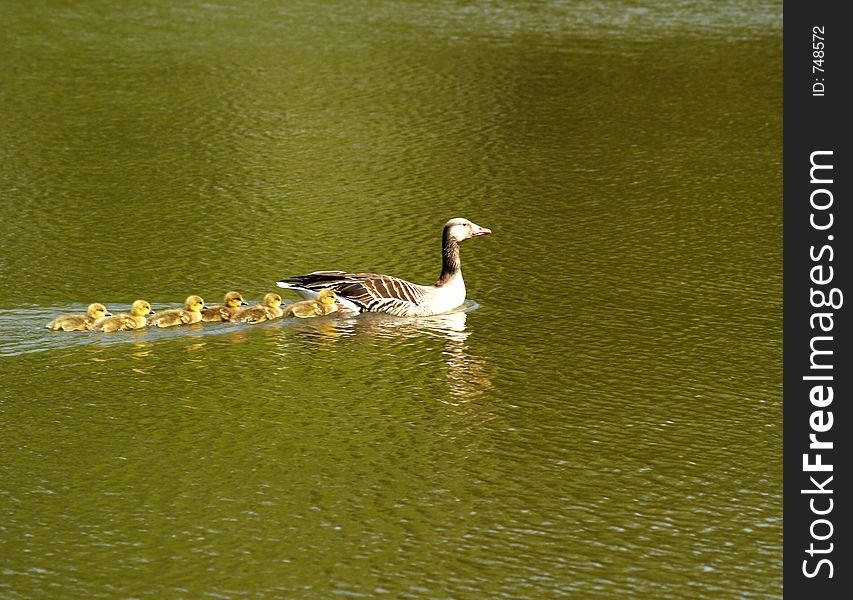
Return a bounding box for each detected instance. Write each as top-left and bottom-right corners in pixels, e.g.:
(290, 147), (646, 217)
(279, 271), (430, 315)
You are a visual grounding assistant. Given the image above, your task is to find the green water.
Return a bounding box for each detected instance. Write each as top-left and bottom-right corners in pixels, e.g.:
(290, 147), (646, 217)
(1, 1), (781, 597)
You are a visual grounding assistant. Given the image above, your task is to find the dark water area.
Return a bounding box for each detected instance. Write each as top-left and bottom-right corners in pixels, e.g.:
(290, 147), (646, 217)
(1, 1), (781, 597)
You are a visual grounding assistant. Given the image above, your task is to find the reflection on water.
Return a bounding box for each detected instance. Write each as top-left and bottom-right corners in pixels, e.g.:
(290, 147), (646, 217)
(1, 302), (496, 423)
(282, 307), (497, 405)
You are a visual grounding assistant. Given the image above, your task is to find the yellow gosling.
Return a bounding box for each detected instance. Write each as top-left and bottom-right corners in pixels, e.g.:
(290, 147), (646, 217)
(201, 291), (248, 322)
(232, 293), (284, 324)
(283, 289), (339, 319)
(47, 303), (110, 331)
(92, 300), (154, 332)
(147, 295), (206, 328)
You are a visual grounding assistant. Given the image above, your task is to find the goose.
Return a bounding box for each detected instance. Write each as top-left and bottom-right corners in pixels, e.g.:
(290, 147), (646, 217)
(46, 303), (111, 331)
(201, 291), (249, 322)
(232, 292), (284, 324)
(276, 217), (491, 317)
(92, 300), (154, 332)
(283, 289), (339, 319)
(147, 295), (206, 328)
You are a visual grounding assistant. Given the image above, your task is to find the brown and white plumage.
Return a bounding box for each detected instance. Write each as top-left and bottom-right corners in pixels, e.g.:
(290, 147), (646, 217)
(276, 218), (491, 317)
(283, 289), (339, 319)
(147, 295), (206, 328)
(92, 300), (153, 332)
(232, 292), (284, 324)
(201, 291), (249, 322)
(46, 303), (111, 331)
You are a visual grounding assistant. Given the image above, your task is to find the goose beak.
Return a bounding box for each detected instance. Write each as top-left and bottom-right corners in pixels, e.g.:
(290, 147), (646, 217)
(105, 312), (113, 317)
(241, 300), (249, 306)
(148, 310), (155, 316)
(472, 225), (492, 236)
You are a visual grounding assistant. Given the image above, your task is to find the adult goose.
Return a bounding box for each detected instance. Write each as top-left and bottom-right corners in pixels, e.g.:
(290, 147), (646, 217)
(276, 217), (491, 317)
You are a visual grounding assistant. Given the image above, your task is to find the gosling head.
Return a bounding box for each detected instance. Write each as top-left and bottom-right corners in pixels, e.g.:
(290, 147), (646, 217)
(317, 289), (337, 305)
(445, 217), (492, 243)
(87, 303), (111, 319)
(263, 293), (283, 308)
(184, 295), (206, 312)
(224, 291), (247, 308)
(130, 300), (153, 317)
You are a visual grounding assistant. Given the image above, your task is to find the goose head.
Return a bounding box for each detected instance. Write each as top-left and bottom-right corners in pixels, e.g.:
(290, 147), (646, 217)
(224, 291), (248, 308)
(445, 218), (492, 242)
(130, 300), (153, 317)
(263, 293), (283, 308)
(184, 295), (206, 312)
(87, 303), (111, 319)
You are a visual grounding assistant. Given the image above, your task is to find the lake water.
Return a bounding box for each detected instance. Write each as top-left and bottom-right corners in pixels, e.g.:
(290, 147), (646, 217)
(1, 1), (782, 597)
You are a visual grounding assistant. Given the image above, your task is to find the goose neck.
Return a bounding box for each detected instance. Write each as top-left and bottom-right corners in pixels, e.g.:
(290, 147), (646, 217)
(437, 229), (462, 286)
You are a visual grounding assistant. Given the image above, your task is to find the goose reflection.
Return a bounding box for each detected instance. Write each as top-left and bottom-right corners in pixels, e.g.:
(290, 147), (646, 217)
(276, 306), (494, 403)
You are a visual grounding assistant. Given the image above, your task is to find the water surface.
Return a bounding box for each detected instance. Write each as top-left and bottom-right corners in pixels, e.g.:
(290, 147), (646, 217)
(1, 1), (782, 597)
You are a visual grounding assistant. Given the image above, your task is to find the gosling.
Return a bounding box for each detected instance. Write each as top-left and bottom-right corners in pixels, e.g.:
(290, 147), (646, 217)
(47, 303), (111, 331)
(232, 293), (284, 324)
(92, 300), (154, 332)
(147, 295), (206, 328)
(283, 289), (339, 319)
(201, 291), (249, 322)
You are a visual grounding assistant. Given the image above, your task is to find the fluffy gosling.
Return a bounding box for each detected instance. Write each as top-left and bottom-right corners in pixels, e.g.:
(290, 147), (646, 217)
(283, 289), (339, 319)
(47, 303), (111, 331)
(147, 295), (206, 328)
(92, 300), (154, 332)
(201, 291), (249, 322)
(232, 292), (284, 324)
